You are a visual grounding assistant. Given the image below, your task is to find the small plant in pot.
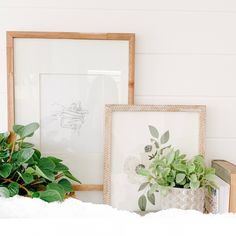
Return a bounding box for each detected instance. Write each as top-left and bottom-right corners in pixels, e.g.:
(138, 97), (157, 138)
(136, 125), (216, 212)
(0, 122), (80, 202)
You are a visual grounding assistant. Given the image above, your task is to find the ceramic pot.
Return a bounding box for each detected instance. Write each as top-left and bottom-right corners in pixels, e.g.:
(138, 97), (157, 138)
(159, 187), (205, 212)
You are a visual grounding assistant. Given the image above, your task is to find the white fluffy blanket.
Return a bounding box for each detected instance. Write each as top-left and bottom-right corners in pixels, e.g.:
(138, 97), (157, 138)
(0, 196), (235, 236)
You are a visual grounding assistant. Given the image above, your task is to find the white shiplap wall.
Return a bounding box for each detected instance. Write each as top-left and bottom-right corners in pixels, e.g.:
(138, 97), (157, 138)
(1, 0), (236, 166)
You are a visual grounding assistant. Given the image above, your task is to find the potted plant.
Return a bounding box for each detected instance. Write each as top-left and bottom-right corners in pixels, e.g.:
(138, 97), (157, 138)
(0, 122), (80, 202)
(136, 125), (216, 212)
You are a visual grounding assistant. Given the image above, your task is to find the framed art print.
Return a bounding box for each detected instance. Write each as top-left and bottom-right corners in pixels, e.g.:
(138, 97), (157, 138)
(7, 31), (135, 202)
(103, 105), (206, 211)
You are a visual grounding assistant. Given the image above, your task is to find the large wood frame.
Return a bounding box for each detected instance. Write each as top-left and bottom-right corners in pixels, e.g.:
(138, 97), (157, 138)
(7, 31), (135, 192)
(103, 104), (206, 206)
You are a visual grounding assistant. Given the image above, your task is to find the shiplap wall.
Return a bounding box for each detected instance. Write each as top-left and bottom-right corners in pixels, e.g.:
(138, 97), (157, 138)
(1, 0), (236, 165)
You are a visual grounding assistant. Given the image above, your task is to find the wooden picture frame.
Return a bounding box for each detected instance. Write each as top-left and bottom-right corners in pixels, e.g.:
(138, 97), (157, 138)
(7, 31), (135, 195)
(103, 105), (206, 210)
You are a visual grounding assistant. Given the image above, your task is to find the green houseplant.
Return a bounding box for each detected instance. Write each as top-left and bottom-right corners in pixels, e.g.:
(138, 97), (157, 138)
(0, 122), (80, 202)
(136, 125), (216, 212)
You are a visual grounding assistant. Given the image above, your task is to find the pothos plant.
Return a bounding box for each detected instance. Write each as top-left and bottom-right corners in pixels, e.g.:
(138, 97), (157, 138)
(0, 122), (81, 202)
(136, 125), (216, 211)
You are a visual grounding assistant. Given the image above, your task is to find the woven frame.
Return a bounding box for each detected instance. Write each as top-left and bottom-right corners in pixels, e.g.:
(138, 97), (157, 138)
(103, 104), (206, 205)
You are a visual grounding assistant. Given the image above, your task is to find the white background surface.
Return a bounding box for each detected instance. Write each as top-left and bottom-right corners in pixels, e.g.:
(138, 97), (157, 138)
(1, 0), (236, 202)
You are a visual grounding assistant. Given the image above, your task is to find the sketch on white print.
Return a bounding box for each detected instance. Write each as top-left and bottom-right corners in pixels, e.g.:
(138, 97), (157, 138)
(51, 101), (88, 134)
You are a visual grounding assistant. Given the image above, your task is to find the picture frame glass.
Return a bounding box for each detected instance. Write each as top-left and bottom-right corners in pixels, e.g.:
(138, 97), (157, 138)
(11, 36), (133, 202)
(104, 107), (205, 211)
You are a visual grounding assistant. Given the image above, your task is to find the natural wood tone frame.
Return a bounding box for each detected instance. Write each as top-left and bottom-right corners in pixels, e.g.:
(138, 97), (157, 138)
(103, 104), (206, 205)
(7, 31), (135, 192)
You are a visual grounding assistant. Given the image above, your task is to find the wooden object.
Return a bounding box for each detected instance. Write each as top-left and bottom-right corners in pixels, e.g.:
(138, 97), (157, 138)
(7, 31), (135, 192)
(212, 160), (236, 213)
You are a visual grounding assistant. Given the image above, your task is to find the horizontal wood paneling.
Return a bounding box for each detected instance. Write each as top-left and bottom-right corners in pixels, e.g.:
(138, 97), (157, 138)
(1, 9), (236, 53)
(135, 97), (236, 139)
(135, 54), (236, 96)
(0, 1), (236, 174)
(0, 0), (236, 12)
(206, 139), (236, 165)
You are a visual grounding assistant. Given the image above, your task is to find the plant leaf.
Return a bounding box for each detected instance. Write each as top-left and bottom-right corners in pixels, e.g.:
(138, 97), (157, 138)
(16, 148), (35, 165)
(39, 189), (63, 202)
(8, 182), (19, 197)
(35, 166), (55, 182)
(54, 162), (69, 172)
(190, 180), (200, 190)
(38, 158), (56, 171)
(58, 179), (73, 193)
(18, 172), (34, 184)
(17, 122), (39, 138)
(190, 174), (198, 182)
(0, 163), (12, 178)
(20, 142), (34, 148)
(138, 195), (147, 211)
(160, 131), (169, 144)
(13, 125), (24, 135)
(176, 173), (186, 184)
(148, 125), (159, 139)
(47, 183), (65, 199)
(63, 171), (81, 183)
(138, 182), (149, 191)
(0, 187), (10, 197)
(147, 191), (155, 205)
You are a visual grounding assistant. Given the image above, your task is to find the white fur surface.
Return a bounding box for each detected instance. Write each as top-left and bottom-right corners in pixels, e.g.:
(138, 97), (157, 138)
(0, 196), (235, 236)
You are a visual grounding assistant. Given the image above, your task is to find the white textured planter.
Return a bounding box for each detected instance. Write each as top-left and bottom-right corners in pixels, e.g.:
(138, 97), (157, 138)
(159, 187), (205, 212)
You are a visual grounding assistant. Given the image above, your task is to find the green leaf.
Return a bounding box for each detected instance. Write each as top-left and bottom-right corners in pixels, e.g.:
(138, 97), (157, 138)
(31, 192), (40, 198)
(35, 166), (55, 181)
(160, 131), (169, 144)
(38, 158), (56, 171)
(13, 124), (24, 135)
(58, 179), (73, 193)
(147, 191), (155, 205)
(205, 174), (215, 181)
(148, 125), (159, 139)
(184, 183), (190, 189)
(20, 142), (34, 148)
(0, 187), (10, 197)
(39, 189), (63, 202)
(167, 150), (175, 165)
(17, 122), (39, 138)
(138, 182), (149, 191)
(47, 183), (65, 199)
(0, 163), (12, 178)
(15, 148), (35, 165)
(138, 195), (147, 211)
(25, 167), (35, 175)
(18, 172), (34, 184)
(173, 163), (186, 172)
(8, 182), (19, 197)
(176, 173), (186, 184)
(190, 174), (198, 182)
(190, 180), (200, 190)
(47, 156), (63, 163)
(63, 171), (81, 183)
(54, 162), (69, 172)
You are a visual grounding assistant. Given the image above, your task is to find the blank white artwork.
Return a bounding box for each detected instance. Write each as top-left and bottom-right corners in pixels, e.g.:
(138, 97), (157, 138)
(110, 111), (201, 211)
(13, 38), (129, 202)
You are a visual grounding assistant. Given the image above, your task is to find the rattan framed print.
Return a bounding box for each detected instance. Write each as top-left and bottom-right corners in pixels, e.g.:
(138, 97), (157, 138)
(103, 105), (206, 211)
(7, 31), (135, 202)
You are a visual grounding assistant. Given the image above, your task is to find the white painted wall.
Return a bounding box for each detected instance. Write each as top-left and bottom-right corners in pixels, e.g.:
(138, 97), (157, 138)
(1, 0), (236, 167)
